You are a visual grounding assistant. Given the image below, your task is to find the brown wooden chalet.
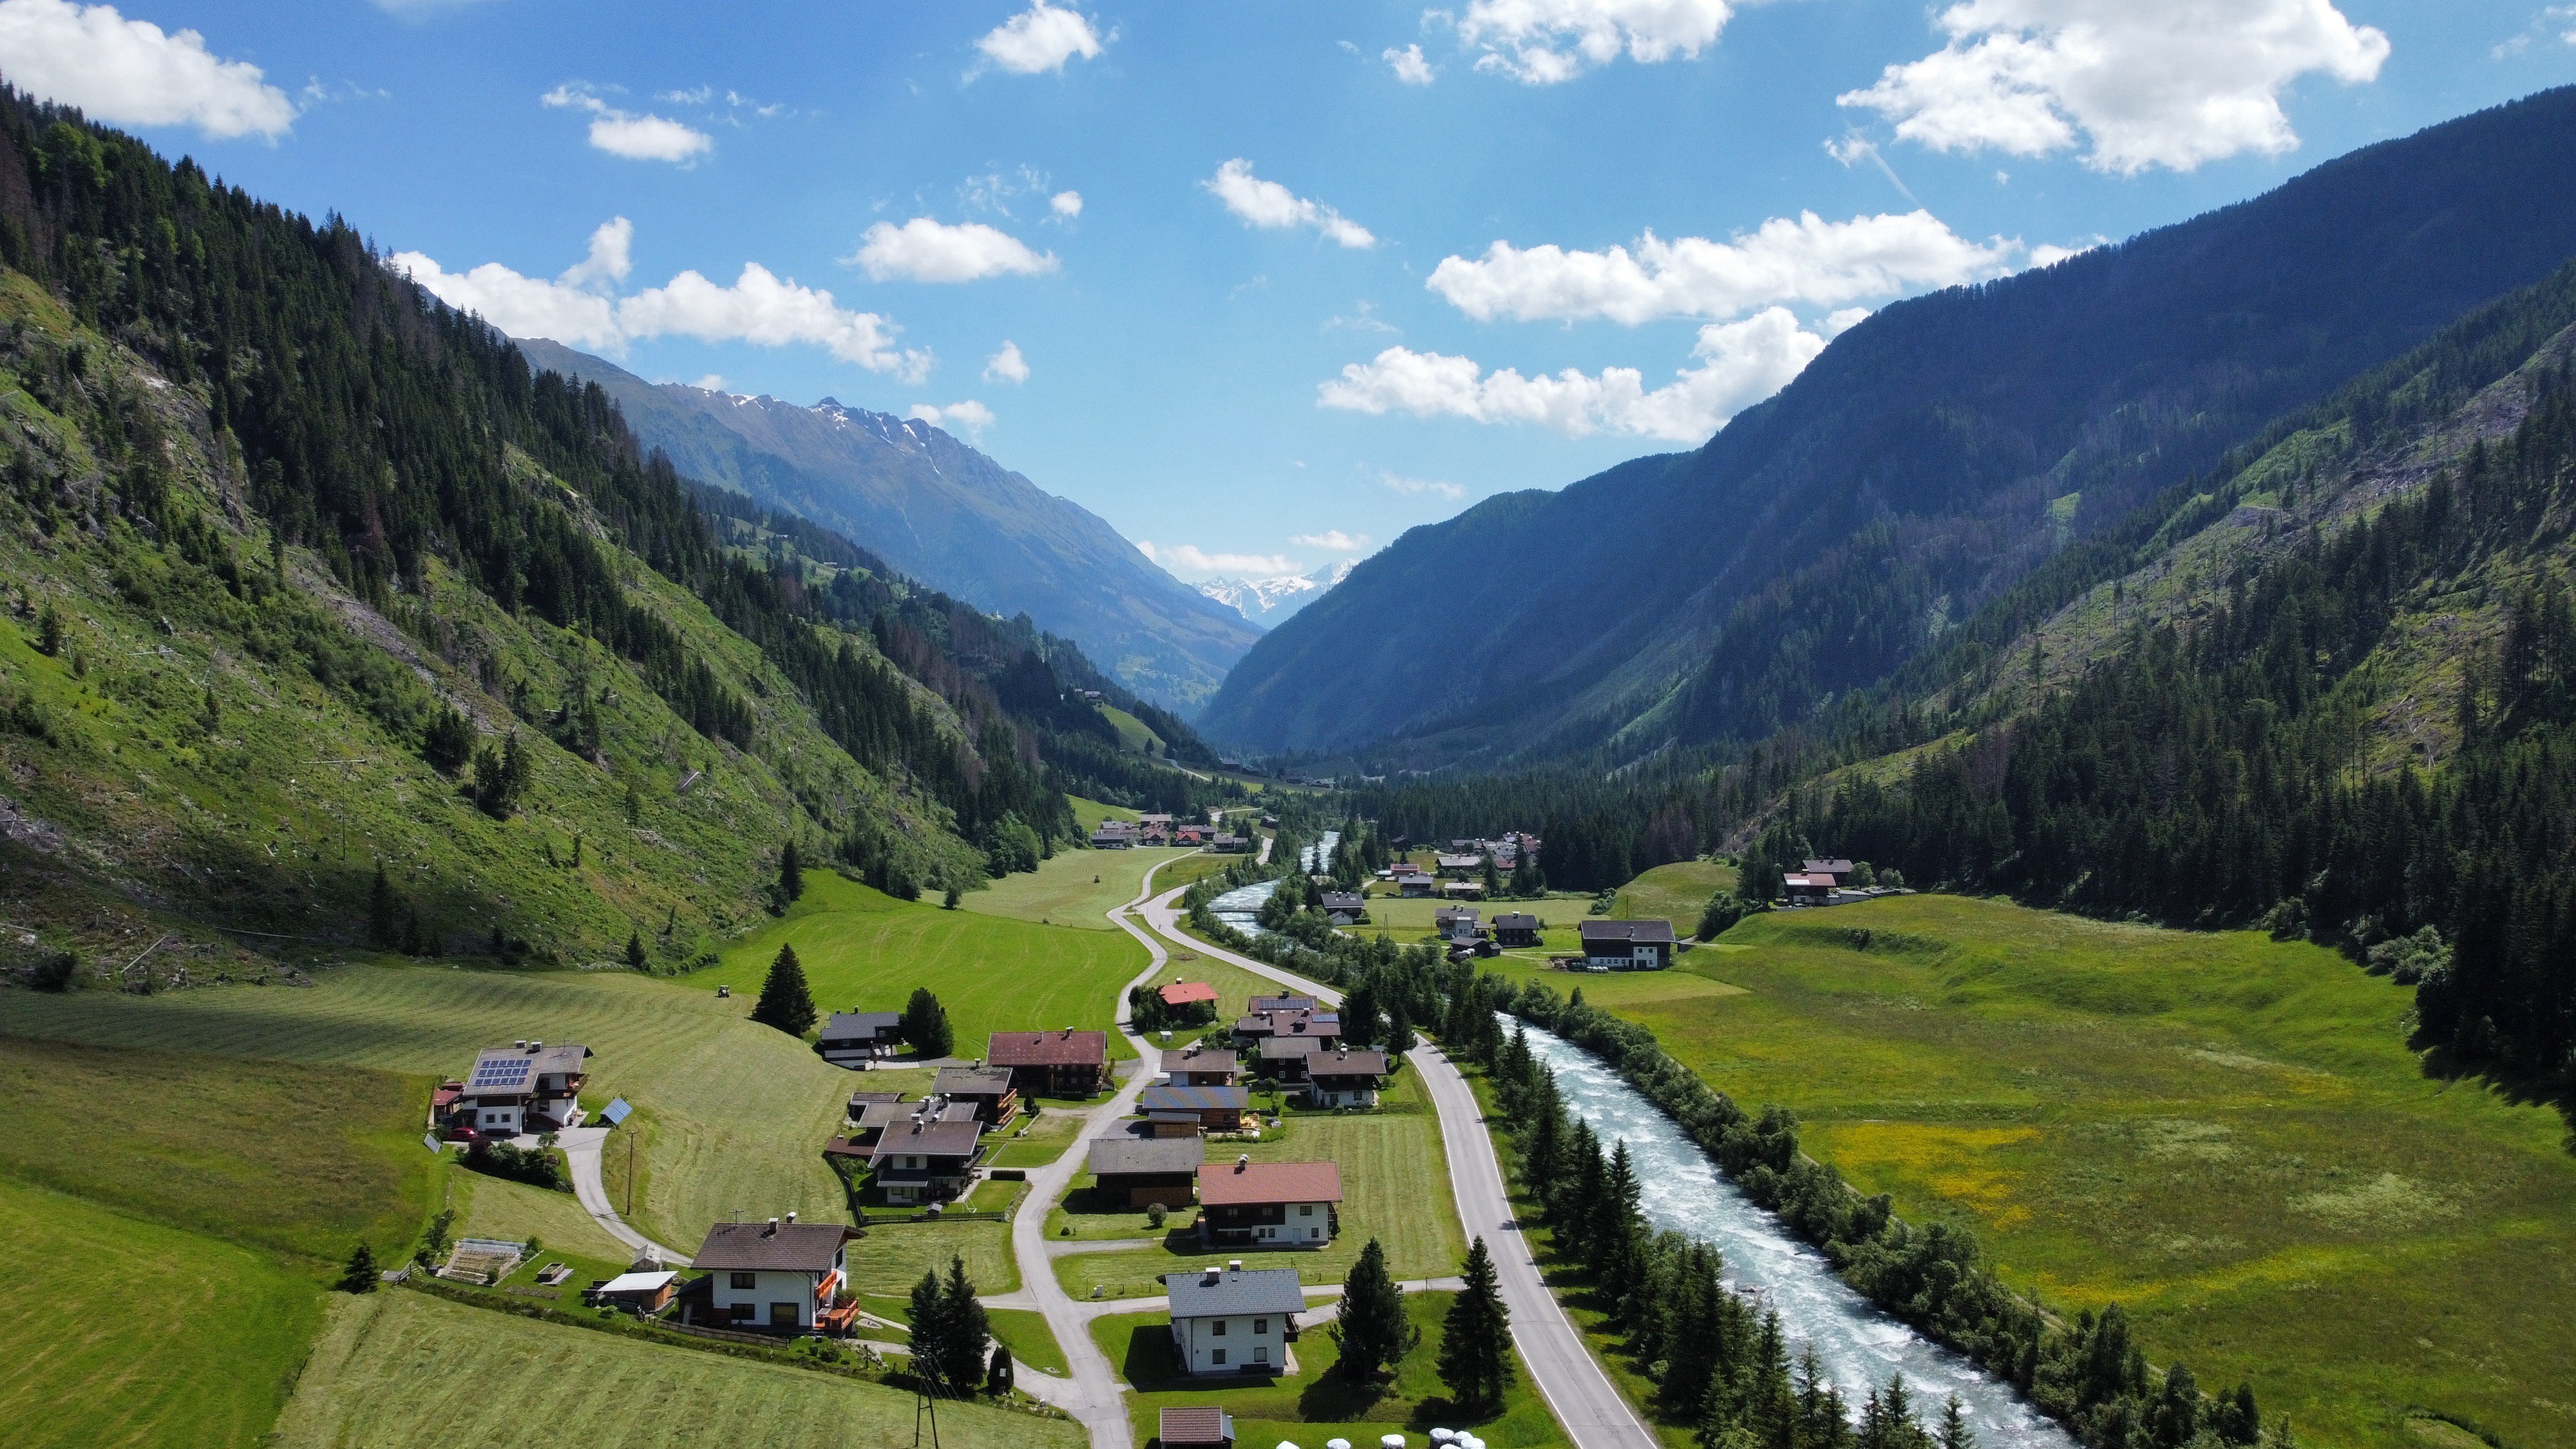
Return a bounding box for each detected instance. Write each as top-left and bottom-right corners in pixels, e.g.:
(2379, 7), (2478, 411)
(1088, 1135), (1205, 1208)
(1491, 911), (1543, 947)
(1197, 1157), (1341, 1247)
(986, 1030), (1110, 1097)
(931, 1065), (1020, 1124)
(1163, 1043), (1238, 1086)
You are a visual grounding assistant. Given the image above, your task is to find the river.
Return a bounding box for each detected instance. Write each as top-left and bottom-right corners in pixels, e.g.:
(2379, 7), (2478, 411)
(1520, 1021), (2076, 1447)
(1207, 829), (1339, 941)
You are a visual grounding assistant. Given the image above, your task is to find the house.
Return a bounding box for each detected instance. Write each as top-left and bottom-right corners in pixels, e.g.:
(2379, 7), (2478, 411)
(1253, 1036), (1325, 1085)
(816, 1010), (904, 1067)
(1166, 1265), (1303, 1376)
(1211, 831), (1251, 853)
(1435, 853), (1484, 876)
(587, 1267), (679, 1315)
(931, 1065), (1021, 1124)
(1386, 862), (1428, 881)
(987, 1029), (1111, 1097)
(1441, 880), (1485, 900)
(866, 1107), (986, 1205)
(1249, 994), (1322, 1015)
(1139, 1083), (1252, 1131)
(1164, 1043), (1238, 1086)
(1802, 857), (1856, 885)
(1090, 821), (1139, 849)
(1319, 891), (1367, 925)
(1139, 813), (1175, 844)
(1306, 1049), (1390, 1109)
(1159, 1406), (1239, 1448)
(1398, 873), (1437, 898)
(1578, 918), (1677, 970)
(688, 1216), (860, 1332)
(1783, 871), (1837, 905)
(1198, 1158), (1341, 1246)
(1492, 912), (1543, 948)
(1160, 980), (1220, 1013)
(1175, 824), (1210, 846)
(1145, 1112), (1206, 1138)
(448, 1041), (592, 1137)
(1233, 1009), (1339, 1048)
(1434, 906), (1482, 942)
(1088, 1135), (1205, 1208)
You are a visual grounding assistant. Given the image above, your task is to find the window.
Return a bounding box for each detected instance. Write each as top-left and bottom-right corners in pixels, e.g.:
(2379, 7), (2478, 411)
(1298, 1204), (1313, 1217)
(1211, 1348), (1226, 1366)
(770, 1302), (799, 1327)
(1252, 1318), (1268, 1335)
(1211, 1318), (1227, 1336)
(730, 1273), (756, 1291)
(728, 1303), (753, 1323)
(1254, 1345), (1269, 1363)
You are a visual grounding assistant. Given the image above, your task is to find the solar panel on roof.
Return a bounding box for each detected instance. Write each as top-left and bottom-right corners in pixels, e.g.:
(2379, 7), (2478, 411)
(469, 1059), (532, 1088)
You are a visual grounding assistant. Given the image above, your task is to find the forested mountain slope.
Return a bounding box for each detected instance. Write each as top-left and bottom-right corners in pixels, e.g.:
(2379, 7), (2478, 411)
(1205, 84), (2576, 762)
(518, 340), (1260, 711)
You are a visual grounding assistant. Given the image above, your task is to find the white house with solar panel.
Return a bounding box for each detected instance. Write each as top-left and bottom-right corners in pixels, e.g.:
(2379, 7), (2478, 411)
(446, 1041), (592, 1137)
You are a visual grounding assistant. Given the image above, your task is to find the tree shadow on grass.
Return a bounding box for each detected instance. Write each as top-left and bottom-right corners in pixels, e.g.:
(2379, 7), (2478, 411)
(1297, 1364), (1393, 1421)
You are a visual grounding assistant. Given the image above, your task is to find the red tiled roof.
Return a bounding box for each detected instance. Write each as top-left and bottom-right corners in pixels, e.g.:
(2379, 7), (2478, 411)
(1197, 1159), (1343, 1206)
(1159, 981), (1219, 1006)
(987, 1030), (1109, 1067)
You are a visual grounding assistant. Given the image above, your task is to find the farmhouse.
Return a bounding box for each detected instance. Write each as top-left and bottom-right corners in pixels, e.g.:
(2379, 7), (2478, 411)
(1397, 874), (1437, 898)
(1088, 1135), (1205, 1209)
(1139, 813), (1175, 844)
(1436, 853), (1484, 876)
(1175, 824), (1210, 846)
(1211, 831), (1251, 853)
(1578, 918), (1676, 970)
(1159, 1406), (1239, 1448)
(931, 1065), (1021, 1124)
(1165, 1265), (1303, 1376)
(1159, 980), (1220, 1021)
(866, 1107), (987, 1206)
(1233, 1009), (1340, 1047)
(816, 1010), (904, 1066)
(1305, 1048), (1390, 1108)
(987, 1029), (1111, 1097)
(687, 1216), (859, 1332)
(1320, 891), (1367, 924)
(1253, 1035), (1325, 1084)
(1492, 911), (1543, 947)
(1140, 1083), (1253, 1131)
(1249, 994), (1322, 1014)
(1783, 871), (1837, 905)
(1090, 821), (1139, 849)
(1434, 905), (1482, 942)
(1198, 1158), (1341, 1247)
(1163, 1043), (1238, 1086)
(1802, 857), (1856, 884)
(449, 1041), (592, 1137)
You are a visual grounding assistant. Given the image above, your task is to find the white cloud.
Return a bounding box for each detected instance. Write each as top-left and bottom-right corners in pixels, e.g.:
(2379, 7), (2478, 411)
(974, 1), (1104, 75)
(1839, 0), (2391, 175)
(1385, 43), (1435, 84)
(1324, 300), (1401, 335)
(2028, 236), (2104, 267)
(983, 340), (1030, 384)
(1381, 473), (1468, 500)
(907, 400), (996, 437)
(1823, 307), (1872, 337)
(1291, 529), (1374, 552)
(1319, 307), (1825, 443)
(542, 83), (713, 164)
(0, 0), (297, 138)
(1204, 159), (1376, 249)
(392, 220), (929, 379)
(1051, 189), (1084, 218)
(1456, 0), (1734, 84)
(1426, 211), (2018, 326)
(690, 374), (726, 392)
(851, 218), (1058, 283)
(1137, 541), (1302, 578)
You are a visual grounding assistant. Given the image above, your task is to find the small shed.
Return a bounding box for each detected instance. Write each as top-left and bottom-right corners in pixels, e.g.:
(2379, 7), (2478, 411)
(1160, 1406), (1238, 1448)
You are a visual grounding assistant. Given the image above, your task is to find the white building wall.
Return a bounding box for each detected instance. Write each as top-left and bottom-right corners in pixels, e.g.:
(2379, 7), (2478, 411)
(711, 1267), (824, 1328)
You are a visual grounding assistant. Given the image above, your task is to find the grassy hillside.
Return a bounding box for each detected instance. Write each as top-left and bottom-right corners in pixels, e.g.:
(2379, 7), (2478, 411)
(1610, 859), (1737, 929)
(1627, 895), (2576, 1449)
(696, 873), (1147, 1063)
(276, 1289), (1077, 1449)
(961, 842), (1198, 927)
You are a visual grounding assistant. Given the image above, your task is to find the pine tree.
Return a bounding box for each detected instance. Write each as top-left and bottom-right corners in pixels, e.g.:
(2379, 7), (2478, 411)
(777, 839), (804, 907)
(1437, 1237), (1514, 1414)
(1937, 1395), (1973, 1449)
(1520, 1072), (1567, 1206)
(368, 860), (397, 948)
(35, 601), (61, 657)
(1387, 999), (1415, 1057)
(985, 1341), (1014, 1397)
(1332, 1238), (1414, 1381)
(943, 882), (961, 909)
(339, 1242), (379, 1293)
(1343, 981), (1383, 1048)
(936, 1255), (990, 1396)
(1595, 1139), (1644, 1295)
(752, 943), (818, 1036)
(625, 931), (648, 970)
(908, 1267), (954, 1394)
(1510, 850), (1539, 898)
(902, 987), (954, 1057)
(1483, 855), (1502, 898)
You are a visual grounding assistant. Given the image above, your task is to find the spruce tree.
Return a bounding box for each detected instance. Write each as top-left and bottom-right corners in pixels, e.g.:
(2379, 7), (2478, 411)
(1937, 1395), (1974, 1449)
(777, 839), (804, 907)
(1483, 855), (1502, 898)
(1332, 1238), (1414, 1381)
(625, 931), (648, 970)
(339, 1242), (379, 1293)
(1595, 1140), (1644, 1295)
(1436, 1237), (1513, 1414)
(368, 860), (397, 947)
(752, 943), (818, 1036)
(908, 1267), (954, 1394)
(985, 1341), (1014, 1397)
(35, 601), (61, 657)
(937, 1255), (990, 1396)
(902, 987), (954, 1057)
(1386, 999), (1415, 1057)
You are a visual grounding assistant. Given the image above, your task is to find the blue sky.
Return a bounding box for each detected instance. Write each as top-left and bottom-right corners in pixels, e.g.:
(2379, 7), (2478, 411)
(8, 1), (2576, 585)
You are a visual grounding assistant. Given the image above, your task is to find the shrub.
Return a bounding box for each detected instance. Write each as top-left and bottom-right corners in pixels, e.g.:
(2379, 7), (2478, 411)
(1146, 1202), (1168, 1227)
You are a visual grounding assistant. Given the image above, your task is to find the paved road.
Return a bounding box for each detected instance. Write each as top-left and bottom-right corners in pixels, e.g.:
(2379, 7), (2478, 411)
(1134, 887), (1662, 1449)
(553, 1126), (692, 1267)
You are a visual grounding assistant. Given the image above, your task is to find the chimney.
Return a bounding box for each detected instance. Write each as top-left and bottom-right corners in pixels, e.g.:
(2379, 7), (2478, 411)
(786, 1211), (797, 1225)
(1203, 1268), (1220, 1285)
(1236, 1154), (1250, 1171)
(529, 1041), (542, 1053)
(765, 1217), (779, 1236)
(515, 1039), (527, 1050)
(1227, 1259), (1243, 1272)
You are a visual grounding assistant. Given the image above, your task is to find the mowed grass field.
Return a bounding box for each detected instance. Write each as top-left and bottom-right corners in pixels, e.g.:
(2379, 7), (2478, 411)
(0, 1177), (325, 1449)
(1611, 858), (1736, 929)
(0, 961), (855, 1251)
(1613, 894), (2576, 1449)
(963, 843), (1201, 929)
(694, 873), (1146, 1061)
(1098, 1289), (1559, 1448)
(1053, 1067), (1464, 1300)
(274, 1289), (1078, 1449)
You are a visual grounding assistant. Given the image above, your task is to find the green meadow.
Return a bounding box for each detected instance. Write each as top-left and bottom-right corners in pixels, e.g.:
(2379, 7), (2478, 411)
(1097, 1289), (1558, 1449)
(274, 1289), (1075, 1449)
(963, 841), (1202, 929)
(1595, 893), (2576, 1449)
(694, 872), (1146, 1061)
(1611, 858), (1737, 929)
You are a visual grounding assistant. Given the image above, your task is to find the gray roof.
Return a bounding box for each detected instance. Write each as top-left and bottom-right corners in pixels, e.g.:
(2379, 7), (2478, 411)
(1164, 1265), (1306, 1320)
(1248, 995), (1321, 1014)
(1580, 918), (1677, 945)
(1492, 912), (1542, 931)
(691, 1220), (856, 1273)
(933, 1066), (1015, 1096)
(867, 1117), (985, 1164)
(1139, 1083), (1250, 1112)
(1256, 1036), (1328, 1061)
(1088, 1136), (1206, 1177)
(1320, 892), (1365, 911)
(1307, 1049), (1390, 1078)
(821, 1011), (902, 1038)
(460, 1043), (589, 1099)
(1162, 1046), (1233, 1074)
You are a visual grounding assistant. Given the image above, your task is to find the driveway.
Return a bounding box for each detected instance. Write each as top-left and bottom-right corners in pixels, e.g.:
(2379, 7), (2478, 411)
(547, 1126), (692, 1267)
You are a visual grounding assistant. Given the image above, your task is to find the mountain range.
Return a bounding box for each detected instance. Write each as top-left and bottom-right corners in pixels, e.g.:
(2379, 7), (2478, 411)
(515, 340), (1260, 711)
(1200, 86), (2576, 763)
(1194, 562), (1356, 628)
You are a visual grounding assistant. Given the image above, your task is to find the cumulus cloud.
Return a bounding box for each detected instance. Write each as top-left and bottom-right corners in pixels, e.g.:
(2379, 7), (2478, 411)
(851, 218), (1058, 283)
(1839, 0), (2391, 175)
(1051, 189), (1083, 218)
(1426, 211), (2018, 326)
(1136, 541), (1302, 578)
(1291, 529), (1374, 551)
(907, 399), (996, 437)
(1385, 43), (1435, 84)
(1204, 160), (1376, 249)
(983, 340), (1030, 383)
(542, 83), (713, 164)
(0, 0), (297, 138)
(1456, 0), (1734, 84)
(1320, 307), (1824, 443)
(690, 374), (726, 392)
(974, 1), (1104, 75)
(1382, 473), (1468, 500)
(391, 220), (929, 379)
